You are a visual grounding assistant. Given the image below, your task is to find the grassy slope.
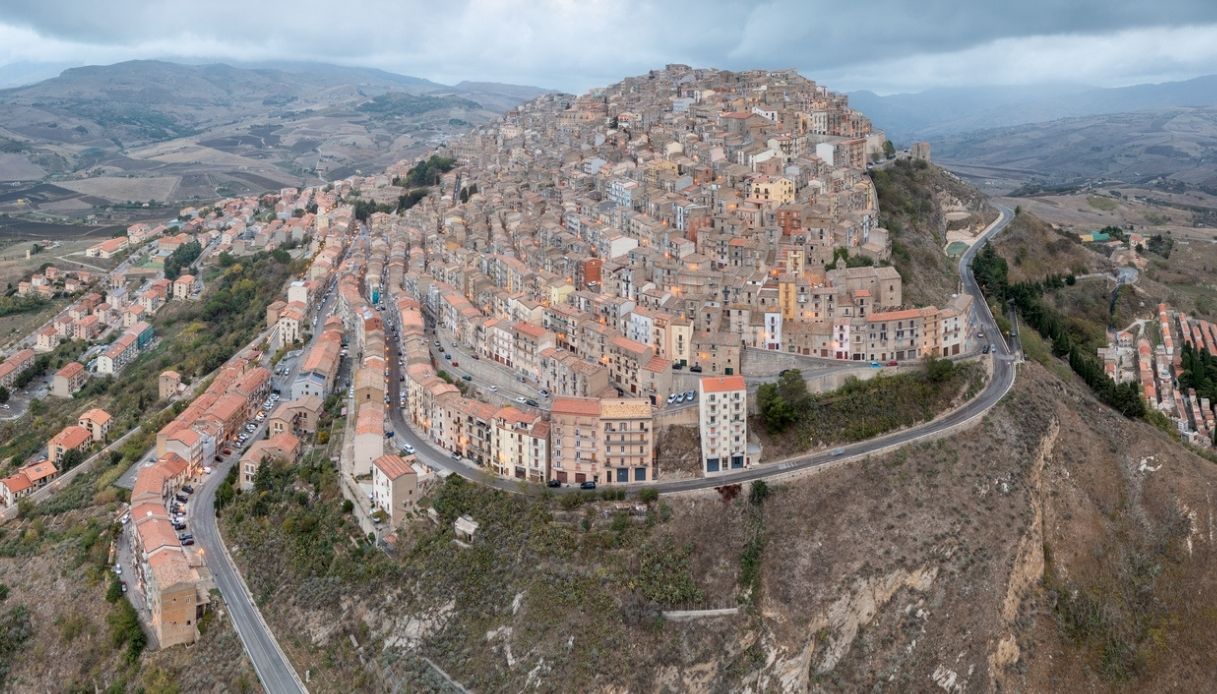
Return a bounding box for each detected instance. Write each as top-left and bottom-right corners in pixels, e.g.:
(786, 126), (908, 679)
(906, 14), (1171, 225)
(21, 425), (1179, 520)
(991, 211), (1106, 284)
(0, 505), (258, 691)
(871, 160), (996, 307)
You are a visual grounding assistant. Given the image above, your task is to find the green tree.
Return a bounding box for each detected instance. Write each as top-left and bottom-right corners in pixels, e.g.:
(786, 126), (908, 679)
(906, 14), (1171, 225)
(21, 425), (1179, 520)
(59, 447), (86, 472)
(757, 382), (797, 432)
(882, 140), (895, 158)
(163, 240), (202, 280)
(0, 387), (8, 404)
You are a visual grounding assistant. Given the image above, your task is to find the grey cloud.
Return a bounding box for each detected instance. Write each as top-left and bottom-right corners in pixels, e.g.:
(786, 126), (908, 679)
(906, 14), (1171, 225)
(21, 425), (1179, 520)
(1, 1), (1217, 91)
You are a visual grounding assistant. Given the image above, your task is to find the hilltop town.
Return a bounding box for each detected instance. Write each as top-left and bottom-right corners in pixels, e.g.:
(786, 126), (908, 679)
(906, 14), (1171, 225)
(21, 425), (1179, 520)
(0, 66), (999, 684)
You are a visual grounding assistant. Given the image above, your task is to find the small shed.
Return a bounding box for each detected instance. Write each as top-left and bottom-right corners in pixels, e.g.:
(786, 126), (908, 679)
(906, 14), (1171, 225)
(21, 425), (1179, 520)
(454, 514), (479, 542)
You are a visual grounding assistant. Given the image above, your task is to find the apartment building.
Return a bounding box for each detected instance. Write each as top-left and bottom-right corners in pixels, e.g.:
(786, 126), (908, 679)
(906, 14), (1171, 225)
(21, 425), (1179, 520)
(698, 375), (749, 474)
(48, 425), (92, 466)
(549, 396), (654, 485)
(52, 361), (87, 397)
(78, 408), (113, 442)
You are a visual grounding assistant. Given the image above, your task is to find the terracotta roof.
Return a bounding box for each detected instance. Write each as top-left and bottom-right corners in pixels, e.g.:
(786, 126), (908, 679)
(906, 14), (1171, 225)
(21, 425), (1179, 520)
(147, 548), (197, 589)
(21, 459), (58, 483)
(495, 406), (538, 426)
(373, 454), (416, 481)
(551, 396), (600, 416)
(51, 425), (91, 450)
(867, 308), (924, 322)
(513, 322), (547, 338)
(57, 362), (85, 379)
(1, 473), (32, 495)
(700, 375), (746, 393)
(80, 408), (112, 426)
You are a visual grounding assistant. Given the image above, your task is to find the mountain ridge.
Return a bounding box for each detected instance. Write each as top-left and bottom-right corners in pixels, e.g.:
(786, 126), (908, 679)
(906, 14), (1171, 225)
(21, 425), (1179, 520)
(850, 74), (1217, 141)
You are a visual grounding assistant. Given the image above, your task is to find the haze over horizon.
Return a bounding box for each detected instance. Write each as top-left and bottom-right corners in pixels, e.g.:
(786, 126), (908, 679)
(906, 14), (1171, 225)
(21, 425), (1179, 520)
(3, 1), (1217, 94)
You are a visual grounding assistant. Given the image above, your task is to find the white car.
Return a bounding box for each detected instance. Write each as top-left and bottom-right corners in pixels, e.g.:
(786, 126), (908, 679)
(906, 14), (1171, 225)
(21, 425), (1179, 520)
(403, 444), (415, 454)
(489, 385), (497, 392)
(515, 396), (526, 403)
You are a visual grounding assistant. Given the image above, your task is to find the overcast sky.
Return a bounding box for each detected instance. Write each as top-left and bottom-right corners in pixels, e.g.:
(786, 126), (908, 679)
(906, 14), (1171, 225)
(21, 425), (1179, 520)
(1, 0), (1217, 93)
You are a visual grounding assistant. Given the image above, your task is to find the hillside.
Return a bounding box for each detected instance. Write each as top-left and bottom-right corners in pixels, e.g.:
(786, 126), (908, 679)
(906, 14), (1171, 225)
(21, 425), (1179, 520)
(0, 505), (259, 691)
(871, 159), (996, 307)
(850, 75), (1217, 142)
(933, 109), (1217, 191)
(210, 353), (1217, 692)
(0, 60), (551, 218)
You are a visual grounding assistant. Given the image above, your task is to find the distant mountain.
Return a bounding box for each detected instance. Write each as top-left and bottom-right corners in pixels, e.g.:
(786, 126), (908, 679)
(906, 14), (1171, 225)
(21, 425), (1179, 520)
(931, 108), (1217, 190)
(851, 75), (1217, 142)
(0, 60), (551, 209)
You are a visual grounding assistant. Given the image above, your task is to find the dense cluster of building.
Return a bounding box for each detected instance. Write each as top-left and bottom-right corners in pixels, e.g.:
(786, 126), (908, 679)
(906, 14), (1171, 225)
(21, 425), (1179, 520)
(296, 66), (985, 499)
(1101, 303), (1217, 446)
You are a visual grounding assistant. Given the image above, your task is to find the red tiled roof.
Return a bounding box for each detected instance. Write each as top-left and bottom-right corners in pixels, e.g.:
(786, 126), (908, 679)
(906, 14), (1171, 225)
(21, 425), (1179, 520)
(700, 375), (746, 393)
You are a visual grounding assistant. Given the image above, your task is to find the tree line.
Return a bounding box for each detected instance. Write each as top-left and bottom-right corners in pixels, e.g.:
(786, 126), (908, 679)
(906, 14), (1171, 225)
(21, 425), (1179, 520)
(972, 244), (1145, 418)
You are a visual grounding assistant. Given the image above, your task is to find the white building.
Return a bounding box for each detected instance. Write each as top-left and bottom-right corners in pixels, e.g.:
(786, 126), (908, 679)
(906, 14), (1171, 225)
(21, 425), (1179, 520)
(698, 375), (749, 475)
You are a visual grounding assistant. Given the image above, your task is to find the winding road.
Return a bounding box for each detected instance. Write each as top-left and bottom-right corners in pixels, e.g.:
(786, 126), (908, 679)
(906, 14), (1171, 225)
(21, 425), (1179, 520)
(194, 203), (1017, 693)
(386, 204), (1019, 493)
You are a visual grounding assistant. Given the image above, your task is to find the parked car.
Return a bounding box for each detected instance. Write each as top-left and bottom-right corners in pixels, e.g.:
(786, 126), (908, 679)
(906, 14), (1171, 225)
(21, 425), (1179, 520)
(539, 389), (550, 397)
(690, 365), (703, 373)
(580, 480), (597, 490)
(831, 447), (845, 456)
(672, 362), (684, 370)
(684, 390), (695, 401)
(489, 385), (498, 392)
(526, 399), (539, 407)
(402, 444), (415, 455)
(444, 353), (451, 360)
(178, 533), (193, 542)
(114, 564), (122, 575)
(175, 493), (188, 503)
(981, 344), (991, 354)
(667, 393), (678, 404)
(181, 539), (195, 546)
(120, 583), (127, 594)
(182, 485), (194, 494)
(546, 479), (561, 488)
(462, 374), (473, 381)
(515, 396), (527, 403)
(471, 353), (480, 360)
(172, 522), (186, 531)
(870, 360), (881, 368)
(452, 360), (460, 367)
(886, 360), (898, 367)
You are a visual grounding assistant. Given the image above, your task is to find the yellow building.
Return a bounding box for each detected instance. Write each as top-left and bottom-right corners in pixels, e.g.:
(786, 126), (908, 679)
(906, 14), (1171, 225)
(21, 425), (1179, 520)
(749, 176), (795, 205)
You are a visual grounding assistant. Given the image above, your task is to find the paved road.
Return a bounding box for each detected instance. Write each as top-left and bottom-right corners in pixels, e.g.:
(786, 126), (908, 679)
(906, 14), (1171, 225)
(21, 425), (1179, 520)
(385, 204), (1019, 494)
(194, 447), (307, 694)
